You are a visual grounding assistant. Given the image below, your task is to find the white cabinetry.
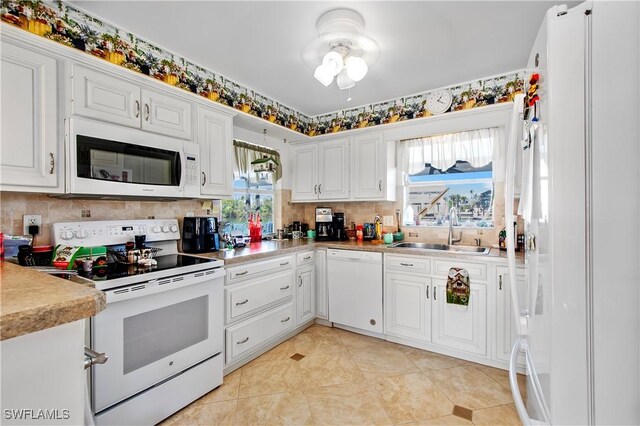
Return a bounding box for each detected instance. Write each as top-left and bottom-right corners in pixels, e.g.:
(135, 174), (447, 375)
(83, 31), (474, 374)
(296, 261), (315, 325)
(198, 106), (234, 198)
(315, 249), (328, 320)
(0, 39), (62, 192)
(351, 132), (396, 201)
(291, 138), (349, 201)
(385, 272), (432, 341)
(495, 265), (525, 364)
(431, 279), (487, 355)
(72, 65), (192, 140)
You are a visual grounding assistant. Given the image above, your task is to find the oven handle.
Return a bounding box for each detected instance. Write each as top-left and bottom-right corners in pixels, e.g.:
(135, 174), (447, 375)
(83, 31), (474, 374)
(84, 346), (108, 369)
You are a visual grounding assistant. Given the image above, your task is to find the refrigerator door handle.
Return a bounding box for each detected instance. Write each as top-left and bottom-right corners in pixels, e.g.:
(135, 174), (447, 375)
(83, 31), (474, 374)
(510, 337), (551, 426)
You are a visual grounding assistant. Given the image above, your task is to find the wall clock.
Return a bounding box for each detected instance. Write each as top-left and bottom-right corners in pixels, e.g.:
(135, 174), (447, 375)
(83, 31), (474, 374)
(425, 90), (453, 115)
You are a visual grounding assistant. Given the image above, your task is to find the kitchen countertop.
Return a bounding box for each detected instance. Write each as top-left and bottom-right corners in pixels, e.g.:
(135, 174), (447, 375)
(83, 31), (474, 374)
(194, 239), (524, 266)
(0, 262), (106, 341)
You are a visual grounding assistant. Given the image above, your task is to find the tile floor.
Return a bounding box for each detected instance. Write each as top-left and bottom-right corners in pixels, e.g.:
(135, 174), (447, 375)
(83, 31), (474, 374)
(162, 325), (525, 426)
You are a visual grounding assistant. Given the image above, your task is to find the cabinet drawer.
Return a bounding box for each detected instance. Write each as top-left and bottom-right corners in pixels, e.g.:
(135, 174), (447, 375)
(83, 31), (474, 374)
(297, 251), (314, 266)
(226, 302), (294, 362)
(385, 254), (431, 274)
(433, 259), (487, 281)
(227, 255), (294, 282)
(227, 270), (293, 320)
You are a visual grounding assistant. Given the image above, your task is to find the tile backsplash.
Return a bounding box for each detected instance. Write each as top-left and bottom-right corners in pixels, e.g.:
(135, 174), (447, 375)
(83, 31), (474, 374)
(0, 192), (213, 246)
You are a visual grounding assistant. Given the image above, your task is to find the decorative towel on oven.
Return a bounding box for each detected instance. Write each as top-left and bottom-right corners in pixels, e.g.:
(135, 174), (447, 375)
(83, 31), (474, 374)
(446, 267), (470, 306)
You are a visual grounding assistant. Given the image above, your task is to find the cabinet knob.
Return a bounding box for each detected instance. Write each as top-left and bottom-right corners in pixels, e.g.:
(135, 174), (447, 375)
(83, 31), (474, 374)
(433, 287), (437, 300)
(298, 276), (303, 287)
(499, 275), (503, 290)
(318, 184), (322, 194)
(144, 103), (150, 121)
(426, 286), (429, 298)
(135, 100), (140, 118)
(314, 184), (318, 195)
(201, 171), (207, 186)
(379, 180), (382, 191)
(49, 153), (55, 174)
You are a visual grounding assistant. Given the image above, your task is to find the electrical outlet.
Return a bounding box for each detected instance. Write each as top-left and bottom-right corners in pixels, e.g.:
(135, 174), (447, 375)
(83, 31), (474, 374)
(23, 215), (42, 235)
(383, 215), (394, 226)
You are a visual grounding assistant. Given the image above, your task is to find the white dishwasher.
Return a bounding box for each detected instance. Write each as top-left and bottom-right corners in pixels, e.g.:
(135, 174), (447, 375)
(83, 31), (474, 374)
(327, 249), (383, 333)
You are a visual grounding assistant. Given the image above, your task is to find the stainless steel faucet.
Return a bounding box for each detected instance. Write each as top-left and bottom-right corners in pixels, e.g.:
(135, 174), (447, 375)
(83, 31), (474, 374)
(448, 206), (462, 245)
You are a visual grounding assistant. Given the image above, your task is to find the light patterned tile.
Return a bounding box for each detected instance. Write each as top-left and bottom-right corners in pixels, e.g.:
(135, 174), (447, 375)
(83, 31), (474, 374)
(160, 399), (237, 426)
(403, 414), (473, 425)
(297, 350), (365, 389)
(400, 347), (471, 371)
(192, 368), (241, 405)
(423, 366), (513, 410)
(306, 382), (392, 426)
(472, 404), (522, 425)
(477, 366), (527, 400)
(288, 330), (346, 356)
(238, 359), (305, 398)
(234, 392), (313, 425)
(370, 372), (454, 423)
(252, 339), (300, 364)
(350, 344), (420, 379)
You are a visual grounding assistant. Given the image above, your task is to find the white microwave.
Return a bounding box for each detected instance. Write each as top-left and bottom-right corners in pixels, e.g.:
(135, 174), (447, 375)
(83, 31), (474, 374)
(65, 118), (200, 199)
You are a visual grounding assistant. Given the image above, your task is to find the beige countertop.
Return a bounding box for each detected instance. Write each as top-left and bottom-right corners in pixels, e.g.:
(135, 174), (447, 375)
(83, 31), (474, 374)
(0, 262), (106, 341)
(194, 239), (524, 266)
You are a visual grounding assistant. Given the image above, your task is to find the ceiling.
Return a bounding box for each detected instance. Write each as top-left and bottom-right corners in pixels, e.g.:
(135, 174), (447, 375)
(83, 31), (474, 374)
(71, 1), (565, 116)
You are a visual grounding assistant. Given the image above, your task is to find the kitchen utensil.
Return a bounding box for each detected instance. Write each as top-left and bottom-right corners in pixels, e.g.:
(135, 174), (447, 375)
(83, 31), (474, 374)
(395, 209), (401, 232)
(292, 230), (303, 239)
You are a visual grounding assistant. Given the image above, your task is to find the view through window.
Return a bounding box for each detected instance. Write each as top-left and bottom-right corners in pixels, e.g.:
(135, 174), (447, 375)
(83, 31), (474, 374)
(221, 174), (274, 236)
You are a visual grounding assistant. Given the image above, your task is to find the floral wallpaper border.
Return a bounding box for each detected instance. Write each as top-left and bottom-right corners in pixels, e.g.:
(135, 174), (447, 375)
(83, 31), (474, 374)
(1, 0), (525, 138)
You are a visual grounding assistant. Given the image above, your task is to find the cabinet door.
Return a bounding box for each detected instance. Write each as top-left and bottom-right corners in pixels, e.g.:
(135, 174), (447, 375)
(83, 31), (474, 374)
(315, 249), (328, 319)
(198, 107), (233, 198)
(141, 88), (192, 140)
(291, 144), (318, 201)
(496, 266), (526, 364)
(352, 133), (384, 199)
(385, 273), (431, 342)
(71, 64), (140, 128)
(432, 279), (487, 355)
(296, 265), (315, 325)
(318, 138), (349, 199)
(0, 41), (61, 191)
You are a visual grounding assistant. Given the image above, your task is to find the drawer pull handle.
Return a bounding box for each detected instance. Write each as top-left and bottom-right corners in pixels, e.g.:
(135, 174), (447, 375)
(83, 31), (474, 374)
(236, 271), (248, 276)
(379, 179), (382, 191)
(134, 100), (140, 118)
(235, 299), (249, 306)
(298, 276), (303, 287)
(280, 285), (290, 290)
(49, 153), (55, 174)
(144, 103), (150, 121)
(201, 171), (207, 186)
(237, 337), (249, 345)
(303, 256), (311, 260)
(314, 184), (318, 195)
(434, 287), (437, 300)
(499, 275), (503, 290)
(400, 262), (414, 267)
(281, 316), (290, 323)
(280, 261), (289, 266)
(426, 286), (429, 298)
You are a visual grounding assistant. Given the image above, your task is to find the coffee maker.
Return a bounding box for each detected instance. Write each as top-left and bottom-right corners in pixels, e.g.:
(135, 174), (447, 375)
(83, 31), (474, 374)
(332, 212), (348, 240)
(182, 217), (220, 253)
(315, 207), (333, 241)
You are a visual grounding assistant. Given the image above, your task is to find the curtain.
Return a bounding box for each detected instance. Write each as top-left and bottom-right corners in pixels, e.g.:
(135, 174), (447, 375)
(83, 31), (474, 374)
(233, 140), (282, 182)
(397, 127), (502, 176)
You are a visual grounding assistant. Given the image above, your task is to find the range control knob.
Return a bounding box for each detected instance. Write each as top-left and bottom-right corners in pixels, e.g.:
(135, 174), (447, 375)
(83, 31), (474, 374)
(61, 230), (74, 240)
(74, 229), (88, 239)
(162, 225), (170, 233)
(170, 225), (178, 233)
(152, 226), (161, 233)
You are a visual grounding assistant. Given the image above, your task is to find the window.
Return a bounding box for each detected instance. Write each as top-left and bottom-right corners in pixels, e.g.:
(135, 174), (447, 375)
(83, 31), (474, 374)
(221, 140), (281, 236)
(398, 128), (499, 228)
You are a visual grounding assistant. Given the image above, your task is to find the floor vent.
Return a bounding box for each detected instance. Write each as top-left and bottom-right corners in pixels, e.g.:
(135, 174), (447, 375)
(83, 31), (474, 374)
(452, 405), (473, 421)
(290, 353), (305, 361)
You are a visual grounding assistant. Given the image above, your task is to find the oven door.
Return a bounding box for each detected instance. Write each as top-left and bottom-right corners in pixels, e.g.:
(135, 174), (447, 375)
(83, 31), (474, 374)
(68, 118), (186, 199)
(91, 268), (224, 413)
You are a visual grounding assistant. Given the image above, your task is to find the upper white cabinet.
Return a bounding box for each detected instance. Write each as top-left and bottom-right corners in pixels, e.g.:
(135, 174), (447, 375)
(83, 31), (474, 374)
(198, 106), (234, 198)
(351, 132), (396, 201)
(0, 39), (62, 192)
(72, 64), (192, 140)
(291, 138), (349, 201)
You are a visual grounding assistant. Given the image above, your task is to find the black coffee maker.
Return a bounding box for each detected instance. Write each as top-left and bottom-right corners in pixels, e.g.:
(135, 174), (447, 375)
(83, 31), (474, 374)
(182, 217), (220, 253)
(332, 212), (348, 240)
(315, 207), (333, 241)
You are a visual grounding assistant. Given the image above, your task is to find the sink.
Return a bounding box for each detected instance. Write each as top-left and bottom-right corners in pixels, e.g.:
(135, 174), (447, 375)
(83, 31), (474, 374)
(390, 242), (490, 255)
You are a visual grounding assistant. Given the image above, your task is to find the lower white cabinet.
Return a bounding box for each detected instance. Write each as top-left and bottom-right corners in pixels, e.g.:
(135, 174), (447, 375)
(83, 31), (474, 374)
(315, 249), (328, 319)
(385, 273), (432, 341)
(225, 270), (293, 322)
(296, 264), (315, 325)
(225, 302), (294, 362)
(431, 279), (487, 355)
(495, 266), (526, 363)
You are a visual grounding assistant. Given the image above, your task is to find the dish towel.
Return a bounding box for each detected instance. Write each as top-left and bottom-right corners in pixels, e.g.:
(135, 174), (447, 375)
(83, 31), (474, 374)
(446, 267), (470, 306)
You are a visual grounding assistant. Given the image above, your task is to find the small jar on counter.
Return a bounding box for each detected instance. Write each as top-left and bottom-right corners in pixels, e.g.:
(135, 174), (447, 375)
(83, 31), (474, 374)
(356, 225), (364, 242)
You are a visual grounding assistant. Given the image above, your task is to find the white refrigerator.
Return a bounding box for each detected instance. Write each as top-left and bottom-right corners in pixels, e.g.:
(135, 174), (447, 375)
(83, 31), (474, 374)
(505, 2), (639, 425)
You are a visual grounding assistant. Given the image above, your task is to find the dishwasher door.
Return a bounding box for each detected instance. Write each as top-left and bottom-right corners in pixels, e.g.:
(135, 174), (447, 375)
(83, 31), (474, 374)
(327, 249), (383, 333)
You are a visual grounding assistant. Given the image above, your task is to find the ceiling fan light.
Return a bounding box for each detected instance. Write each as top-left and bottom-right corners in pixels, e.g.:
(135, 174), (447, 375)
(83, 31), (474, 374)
(336, 69), (355, 90)
(322, 50), (344, 76)
(345, 56), (368, 82)
(314, 64), (334, 86)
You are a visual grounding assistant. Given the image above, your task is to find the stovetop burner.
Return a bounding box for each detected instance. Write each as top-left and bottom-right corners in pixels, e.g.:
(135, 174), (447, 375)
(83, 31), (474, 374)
(79, 254), (217, 282)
